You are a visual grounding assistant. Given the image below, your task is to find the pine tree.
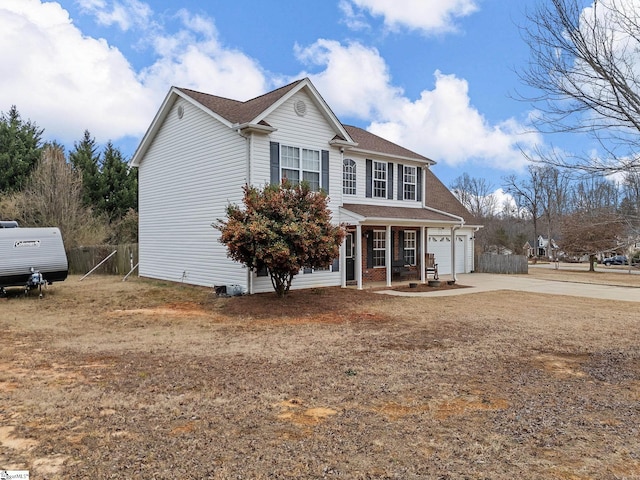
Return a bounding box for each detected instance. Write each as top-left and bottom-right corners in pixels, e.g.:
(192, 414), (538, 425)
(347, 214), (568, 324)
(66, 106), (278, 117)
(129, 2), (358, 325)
(69, 130), (102, 208)
(0, 106), (43, 193)
(99, 141), (137, 220)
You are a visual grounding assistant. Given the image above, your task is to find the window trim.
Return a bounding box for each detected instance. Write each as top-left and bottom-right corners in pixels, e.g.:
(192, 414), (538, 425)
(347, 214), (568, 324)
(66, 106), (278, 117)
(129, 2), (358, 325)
(403, 165), (417, 201)
(280, 144), (321, 191)
(403, 230), (416, 266)
(373, 230), (386, 267)
(373, 161), (387, 198)
(343, 158), (356, 195)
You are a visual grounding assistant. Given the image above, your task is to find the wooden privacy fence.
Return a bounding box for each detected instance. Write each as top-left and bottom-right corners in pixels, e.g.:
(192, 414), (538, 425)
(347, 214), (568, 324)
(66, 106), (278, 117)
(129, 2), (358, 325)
(67, 244), (138, 275)
(477, 253), (528, 274)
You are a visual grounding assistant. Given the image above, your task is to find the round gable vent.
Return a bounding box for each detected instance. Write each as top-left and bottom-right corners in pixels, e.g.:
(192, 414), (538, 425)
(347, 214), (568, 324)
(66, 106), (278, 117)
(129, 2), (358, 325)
(294, 99), (307, 117)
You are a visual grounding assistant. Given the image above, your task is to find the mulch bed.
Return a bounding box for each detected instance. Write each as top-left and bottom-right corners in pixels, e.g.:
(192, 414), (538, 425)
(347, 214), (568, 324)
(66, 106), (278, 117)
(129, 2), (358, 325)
(391, 280), (471, 293)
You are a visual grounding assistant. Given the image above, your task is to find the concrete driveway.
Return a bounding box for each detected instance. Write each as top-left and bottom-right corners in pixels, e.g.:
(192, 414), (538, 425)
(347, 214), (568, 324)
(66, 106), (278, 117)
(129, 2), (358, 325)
(379, 272), (640, 302)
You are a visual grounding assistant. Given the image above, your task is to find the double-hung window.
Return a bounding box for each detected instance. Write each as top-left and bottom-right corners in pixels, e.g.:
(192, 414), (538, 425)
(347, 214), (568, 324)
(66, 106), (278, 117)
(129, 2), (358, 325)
(373, 161), (387, 198)
(403, 166), (417, 201)
(373, 230), (386, 267)
(281, 145), (321, 191)
(343, 159), (356, 195)
(403, 230), (416, 265)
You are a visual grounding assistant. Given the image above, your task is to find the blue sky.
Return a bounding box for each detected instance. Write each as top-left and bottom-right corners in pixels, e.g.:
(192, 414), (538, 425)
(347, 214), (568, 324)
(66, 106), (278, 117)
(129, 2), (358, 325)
(0, 0), (595, 198)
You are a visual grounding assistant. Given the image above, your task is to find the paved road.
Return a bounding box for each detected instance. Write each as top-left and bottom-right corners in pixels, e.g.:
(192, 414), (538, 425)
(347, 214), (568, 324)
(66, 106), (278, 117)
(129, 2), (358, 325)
(379, 272), (640, 302)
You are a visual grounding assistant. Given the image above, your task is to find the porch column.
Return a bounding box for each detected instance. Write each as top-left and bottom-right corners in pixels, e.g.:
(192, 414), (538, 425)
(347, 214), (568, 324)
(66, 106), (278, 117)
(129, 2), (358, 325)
(356, 224), (363, 290)
(386, 225), (392, 287)
(420, 226), (426, 284)
(340, 233), (346, 288)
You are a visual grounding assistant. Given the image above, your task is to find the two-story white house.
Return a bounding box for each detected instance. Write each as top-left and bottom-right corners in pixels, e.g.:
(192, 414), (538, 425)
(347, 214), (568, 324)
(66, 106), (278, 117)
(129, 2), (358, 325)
(130, 78), (480, 293)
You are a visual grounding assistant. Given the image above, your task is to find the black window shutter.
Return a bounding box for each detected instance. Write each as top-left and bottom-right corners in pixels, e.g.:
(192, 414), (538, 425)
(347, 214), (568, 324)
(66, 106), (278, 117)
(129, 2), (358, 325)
(399, 230), (404, 262)
(417, 167), (423, 202)
(321, 150), (329, 193)
(416, 228), (421, 257)
(365, 159), (372, 198)
(332, 258), (339, 272)
(366, 232), (374, 269)
(387, 162), (394, 199)
(270, 142), (280, 185)
(397, 164), (403, 200)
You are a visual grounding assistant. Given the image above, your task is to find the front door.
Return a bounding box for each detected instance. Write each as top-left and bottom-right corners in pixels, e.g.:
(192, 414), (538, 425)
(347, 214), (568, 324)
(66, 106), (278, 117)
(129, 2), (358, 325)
(345, 232), (355, 281)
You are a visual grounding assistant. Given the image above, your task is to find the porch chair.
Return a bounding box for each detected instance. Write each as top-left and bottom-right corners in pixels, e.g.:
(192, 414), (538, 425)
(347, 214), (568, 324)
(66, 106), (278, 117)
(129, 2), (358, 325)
(425, 253), (439, 280)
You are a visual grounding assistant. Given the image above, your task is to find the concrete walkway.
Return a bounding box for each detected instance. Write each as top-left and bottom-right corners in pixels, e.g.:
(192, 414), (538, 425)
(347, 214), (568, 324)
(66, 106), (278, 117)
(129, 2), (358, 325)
(377, 273), (640, 302)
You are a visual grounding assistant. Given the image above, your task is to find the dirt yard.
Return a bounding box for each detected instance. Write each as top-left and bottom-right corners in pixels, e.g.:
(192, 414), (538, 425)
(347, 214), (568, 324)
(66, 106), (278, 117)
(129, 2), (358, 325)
(1, 269), (639, 479)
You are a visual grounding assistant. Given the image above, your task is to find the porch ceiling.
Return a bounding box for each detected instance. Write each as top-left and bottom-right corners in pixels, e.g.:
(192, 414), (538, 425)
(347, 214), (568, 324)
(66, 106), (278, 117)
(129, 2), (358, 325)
(341, 204), (461, 226)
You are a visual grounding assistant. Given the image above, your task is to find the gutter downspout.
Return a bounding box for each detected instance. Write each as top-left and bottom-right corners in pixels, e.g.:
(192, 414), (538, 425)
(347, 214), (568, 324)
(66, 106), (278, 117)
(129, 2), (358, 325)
(238, 128), (254, 294)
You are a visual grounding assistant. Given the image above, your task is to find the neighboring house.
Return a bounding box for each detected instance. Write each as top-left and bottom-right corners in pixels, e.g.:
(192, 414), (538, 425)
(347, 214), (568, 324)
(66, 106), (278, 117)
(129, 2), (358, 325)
(524, 236), (559, 259)
(131, 78), (481, 293)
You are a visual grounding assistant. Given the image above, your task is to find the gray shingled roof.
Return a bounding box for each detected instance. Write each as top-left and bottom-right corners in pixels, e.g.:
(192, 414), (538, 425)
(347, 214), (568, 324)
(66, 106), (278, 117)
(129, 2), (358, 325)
(177, 79), (304, 125)
(341, 204), (457, 222)
(341, 171), (477, 225)
(343, 125), (432, 163)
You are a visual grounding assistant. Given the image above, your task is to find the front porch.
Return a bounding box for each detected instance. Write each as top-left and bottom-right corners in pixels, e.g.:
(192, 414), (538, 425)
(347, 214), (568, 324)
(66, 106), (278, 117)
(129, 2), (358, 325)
(341, 225), (452, 290)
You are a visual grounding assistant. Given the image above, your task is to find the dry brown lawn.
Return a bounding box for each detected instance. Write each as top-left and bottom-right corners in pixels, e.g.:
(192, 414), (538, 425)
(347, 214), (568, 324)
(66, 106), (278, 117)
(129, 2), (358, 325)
(1, 269), (639, 479)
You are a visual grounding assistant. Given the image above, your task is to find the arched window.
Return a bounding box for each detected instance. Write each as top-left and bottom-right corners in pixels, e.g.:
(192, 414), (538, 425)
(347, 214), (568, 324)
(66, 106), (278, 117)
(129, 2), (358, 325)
(343, 158), (356, 195)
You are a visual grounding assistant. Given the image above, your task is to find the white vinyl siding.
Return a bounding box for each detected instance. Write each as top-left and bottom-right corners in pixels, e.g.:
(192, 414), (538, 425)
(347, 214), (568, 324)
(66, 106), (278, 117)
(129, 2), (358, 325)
(137, 97), (247, 289)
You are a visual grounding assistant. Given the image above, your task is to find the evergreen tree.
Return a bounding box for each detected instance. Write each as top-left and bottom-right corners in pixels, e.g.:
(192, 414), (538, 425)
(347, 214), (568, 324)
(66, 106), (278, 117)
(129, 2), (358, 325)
(99, 141), (137, 220)
(69, 130), (102, 207)
(0, 106), (43, 193)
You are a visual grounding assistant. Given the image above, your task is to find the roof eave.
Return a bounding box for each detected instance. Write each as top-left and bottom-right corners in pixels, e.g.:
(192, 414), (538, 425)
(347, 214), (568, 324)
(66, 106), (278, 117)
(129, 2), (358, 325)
(236, 122), (277, 135)
(348, 147), (436, 165)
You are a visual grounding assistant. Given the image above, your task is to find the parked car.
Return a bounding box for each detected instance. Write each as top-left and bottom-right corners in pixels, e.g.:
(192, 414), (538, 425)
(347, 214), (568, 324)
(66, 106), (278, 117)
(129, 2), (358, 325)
(602, 255), (628, 266)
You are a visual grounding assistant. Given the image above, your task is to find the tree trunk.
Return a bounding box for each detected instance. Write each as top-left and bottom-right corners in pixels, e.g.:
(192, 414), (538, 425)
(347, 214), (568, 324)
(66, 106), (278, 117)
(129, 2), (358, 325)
(588, 254), (596, 272)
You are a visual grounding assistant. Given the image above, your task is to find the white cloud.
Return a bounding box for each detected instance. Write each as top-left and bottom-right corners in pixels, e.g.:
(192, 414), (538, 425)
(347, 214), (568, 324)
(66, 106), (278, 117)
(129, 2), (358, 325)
(344, 0), (479, 34)
(0, 0), (267, 149)
(0, 0), (153, 146)
(296, 40), (541, 171)
(140, 10), (267, 100)
(76, 0), (152, 31)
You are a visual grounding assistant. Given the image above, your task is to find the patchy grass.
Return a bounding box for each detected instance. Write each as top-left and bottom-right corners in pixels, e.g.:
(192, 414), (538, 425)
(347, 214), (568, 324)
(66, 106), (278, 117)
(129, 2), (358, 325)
(1, 273), (639, 479)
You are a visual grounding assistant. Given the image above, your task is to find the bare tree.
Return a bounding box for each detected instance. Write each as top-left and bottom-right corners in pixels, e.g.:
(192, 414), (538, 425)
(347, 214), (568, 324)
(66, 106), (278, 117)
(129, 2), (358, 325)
(538, 166), (571, 253)
(520, 0), (640, 173)
(504, 166), (546, 256)
(450, 173), (499, 219)
(560, 208), (625, 271)
(16, 144), (107, 249)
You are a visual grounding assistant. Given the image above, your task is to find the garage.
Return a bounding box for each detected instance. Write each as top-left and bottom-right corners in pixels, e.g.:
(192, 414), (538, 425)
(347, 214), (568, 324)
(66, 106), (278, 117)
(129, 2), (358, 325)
(428, 235), (466, 275)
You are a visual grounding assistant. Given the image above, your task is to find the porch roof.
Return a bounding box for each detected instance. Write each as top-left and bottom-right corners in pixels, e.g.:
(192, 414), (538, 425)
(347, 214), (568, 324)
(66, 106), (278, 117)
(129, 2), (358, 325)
(341, 204), (463, 226)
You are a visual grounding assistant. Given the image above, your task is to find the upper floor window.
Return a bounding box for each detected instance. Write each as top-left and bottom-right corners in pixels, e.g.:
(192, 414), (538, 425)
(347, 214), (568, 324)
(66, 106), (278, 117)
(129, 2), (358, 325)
(281, 145), (320, 191)
(373, 161), (387, 198)
(403, 166), (417, 200)
(343, 159), (356, 195)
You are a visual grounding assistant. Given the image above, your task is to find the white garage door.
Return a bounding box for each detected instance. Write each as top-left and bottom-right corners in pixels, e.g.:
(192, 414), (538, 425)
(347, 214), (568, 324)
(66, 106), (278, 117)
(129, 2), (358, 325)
(428, 235), (465, 275)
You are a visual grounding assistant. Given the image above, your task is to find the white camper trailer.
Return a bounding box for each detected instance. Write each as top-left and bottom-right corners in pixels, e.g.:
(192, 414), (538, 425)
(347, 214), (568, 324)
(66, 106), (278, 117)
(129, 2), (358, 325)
(0, 226), (68, 295)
